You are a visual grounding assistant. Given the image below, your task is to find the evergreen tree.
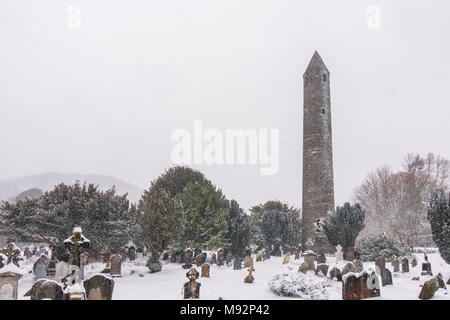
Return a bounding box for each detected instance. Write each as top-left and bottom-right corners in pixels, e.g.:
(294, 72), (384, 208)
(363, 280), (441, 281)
(0, 182), (131, 260)
(139, 188), (182, 272)
(322, 202), (365, 260)
(427, 189), (450, 264)
(177, 182), (229, 250)
(227, 200), (250, 256)
(260, 208), (301, 253)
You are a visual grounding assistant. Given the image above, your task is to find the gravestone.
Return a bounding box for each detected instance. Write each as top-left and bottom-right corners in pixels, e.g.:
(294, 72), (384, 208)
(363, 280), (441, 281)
(162, 252), (169, 261)
(128, 246), (136, 261)
(217, 249), (225, 267)
(110, 254), (122, 277)
(170, 251), (177, 263)
(411, 257), (417, 268)
(24, 279), (64, 300)
(329, 266), (343, 281)
(421, 261), (432, 276)
(401, 258), (409, 273)
(302, 250), (317, 271)
(47, 259), (56, 279)
(244, 255), (254, 268)
(210, 253), (217, 265)
(393, 259), (400, 272)
(33, 255), (50, 281)
(353, 260), (364, 273)
(183, 268), (200, 299)
(315, 264), (329, 277)
(335, 245), (343, 263)
(225, 253), (233, 266)
(298, 262), (310, 274)
(1, 243), (20, 266)
(381, 268), (392, 286)
(342, 271), (381, 300)
(195, 253), (206, 267)
(436, 273), (447, 289)
(256, 251), (263, 262)
(182, 251), (193, 269)
(24, 248), (33, 260)
(233, 257), (242, 270)
(244, 265), (255, 284)
(201, 263), (210, 278)
(375, 257), (386, 276)
(342, 262), (356, 276)
(294, 248), (300, 260)
(84, 274), (115, 300)
(54, 261), (69, 283)
(317, 253), (326, 264)
(282, 255), (290, 264)
(419, 278), (439, 300)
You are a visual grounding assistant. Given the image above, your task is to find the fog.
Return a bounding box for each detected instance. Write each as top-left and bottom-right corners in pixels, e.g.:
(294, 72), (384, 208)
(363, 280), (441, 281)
(1, 0), (449, 209)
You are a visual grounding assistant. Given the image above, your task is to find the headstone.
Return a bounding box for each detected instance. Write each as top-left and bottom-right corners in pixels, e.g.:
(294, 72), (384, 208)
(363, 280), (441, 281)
(436, 273), (447, 289)
(298, 262), (310, 274)
(210, 253), (217, 265)
(110, 254), (122, 277)
(183, 268), (200, 299)
(294, 248), (300, 260)
(47, 259), (56, 279)
(282, 255), (290, 265)
(401, 258), (409, 273)
(381, 268), (392, 286)
(162, 252), (169, 261)
(24, 248), (33, 260)
(201, 263), (210, 278)
(1, 243), (20, 266)
(342, 262), (356, 276)
(342, 271), (381, 300)
(170, 251), (177, 263)
(411, 257), (417, 268)
(244, 265), (255, 284)
(418, 278), (439, 300)
(315, 264), (329, 277)
(353, 260), (364, 273)
(84, 274), (115, 300)
(335, 245), (343, 263)
(225, 253), (233, 266)
(256, 251), (263, 262)
(217, 249), (225, 267)
(127, 246), (136, 261)
(421, 261), (432, 276)
(329, 266), (342, 281)
(182, 252), (193, 269)
(33, 255), (50, 281)
(195, 253), (206, 267)
(317, 253), (326, 264)
(375, 257), (385, 276)
(302, 250), (316, 271)
(54, 261), (69, 283)
(244, 255), (254, 268)
(24, 279), (64, 300)
(233, 257), (242, 270)
(393, 259), (400, 272)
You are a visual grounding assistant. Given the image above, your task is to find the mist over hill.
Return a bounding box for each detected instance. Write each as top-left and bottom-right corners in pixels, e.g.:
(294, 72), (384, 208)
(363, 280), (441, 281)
(0, 172), (143, 203)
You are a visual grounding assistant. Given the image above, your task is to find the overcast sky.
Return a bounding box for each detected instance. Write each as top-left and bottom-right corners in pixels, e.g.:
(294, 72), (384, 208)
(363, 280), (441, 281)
(1, 0), (449, 210)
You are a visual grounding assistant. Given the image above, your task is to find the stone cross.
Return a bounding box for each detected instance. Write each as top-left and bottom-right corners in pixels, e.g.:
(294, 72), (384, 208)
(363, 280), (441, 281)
(183, 268), (201, 299)
(244, 265), (255, 283)
(1, 243), (20, 265)
(64, 227), (90, 268)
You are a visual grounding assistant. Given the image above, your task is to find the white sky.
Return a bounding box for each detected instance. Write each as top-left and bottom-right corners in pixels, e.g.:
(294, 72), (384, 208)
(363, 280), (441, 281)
(1, 0), (449, 210)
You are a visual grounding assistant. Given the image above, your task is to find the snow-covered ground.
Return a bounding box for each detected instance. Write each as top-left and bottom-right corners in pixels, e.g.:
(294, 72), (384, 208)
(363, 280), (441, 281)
(17, 253), (449, 300)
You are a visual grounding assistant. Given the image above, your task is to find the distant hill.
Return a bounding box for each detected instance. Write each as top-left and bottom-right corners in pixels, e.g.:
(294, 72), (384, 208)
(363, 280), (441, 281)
(0, 172), (143, 203)
(14, 188), (44, 202)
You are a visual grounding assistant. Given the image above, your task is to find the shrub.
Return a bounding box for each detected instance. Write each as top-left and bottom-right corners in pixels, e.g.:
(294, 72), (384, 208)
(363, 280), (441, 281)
(355, 237), (410, 261)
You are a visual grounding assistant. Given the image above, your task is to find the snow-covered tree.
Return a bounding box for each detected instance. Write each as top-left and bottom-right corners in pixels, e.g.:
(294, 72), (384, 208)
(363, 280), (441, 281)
(322, 203), (365, 260)
(427, 189), (450, 264)
(0, 182), (130, 260)
(227, 199), (250, 256)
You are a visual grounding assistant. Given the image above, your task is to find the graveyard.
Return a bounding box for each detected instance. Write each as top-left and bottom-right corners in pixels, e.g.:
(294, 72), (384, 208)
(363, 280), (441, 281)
(0, 240), (446, 300)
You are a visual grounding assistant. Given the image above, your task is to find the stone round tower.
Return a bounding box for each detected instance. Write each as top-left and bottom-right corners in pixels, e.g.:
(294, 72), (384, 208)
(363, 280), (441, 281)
(302, 51), (335, 254)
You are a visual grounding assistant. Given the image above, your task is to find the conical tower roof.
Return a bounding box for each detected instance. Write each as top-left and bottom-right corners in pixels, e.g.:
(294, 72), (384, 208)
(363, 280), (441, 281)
(304, 51), (329, 76)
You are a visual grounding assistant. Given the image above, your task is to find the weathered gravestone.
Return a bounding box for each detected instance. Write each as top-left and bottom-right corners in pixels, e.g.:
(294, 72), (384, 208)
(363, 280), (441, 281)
(244, 265), (255, 284)
(421, 261), (432, 276)
(182, 250), (193, 269)
(375, 256), (393, 286)
(24, 279), (64, 300)
(353, 260), (364, 273)
(217, 249), (225, 267)
(233, 257), (242, 270)
(110, 254), (122, 277)
(393, 259), (400, 273)
(411, 257), (417, 268)
(342, 271), (380, 300)
(342, 262), (356, 276)
(201, 263), (210, 278)
(282, 255), (290, 265)
(256, 251), (263, 262)
(419, 277), (439, 300)
(244, 255), (254, 268)
(302, 250), (316, 271)
(329, 266), (343, 281)
(196, 253), (207, 267)
(401, 258), (409, 273)
(436, 273), (447, 289)
(183, 268), (200, 299)
(210, 253), (217, 265)
(162, 252), (169, 261)
(375, 257), (385, 275)
(315, 264), (329, 277)
(84, 274), (115, 300)
(0, 262), (24, 300)
(24, 247), (33, 260)
(33, 255), (50, 281)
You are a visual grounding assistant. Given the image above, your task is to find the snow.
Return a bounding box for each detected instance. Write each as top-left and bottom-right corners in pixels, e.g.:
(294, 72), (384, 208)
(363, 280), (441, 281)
(0, 263), (25, 276)
(14, 252), (450, 300)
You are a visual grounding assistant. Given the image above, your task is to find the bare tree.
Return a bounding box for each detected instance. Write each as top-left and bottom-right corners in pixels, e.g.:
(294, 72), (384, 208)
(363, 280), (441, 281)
(354, 153), (449, 247)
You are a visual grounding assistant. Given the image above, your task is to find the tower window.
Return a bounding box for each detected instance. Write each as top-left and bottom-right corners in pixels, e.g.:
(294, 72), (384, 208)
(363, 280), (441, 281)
(322, 107), (325, 114)
(322, 74), (327, 82)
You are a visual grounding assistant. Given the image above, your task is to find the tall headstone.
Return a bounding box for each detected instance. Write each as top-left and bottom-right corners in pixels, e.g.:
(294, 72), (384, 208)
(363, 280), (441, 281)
(335, 245), (343, 263)
(302, 51), (335, 254)
(110, 254), (122, 277)
(33, 255), (50, 281)
(183, 268), (200, 299)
